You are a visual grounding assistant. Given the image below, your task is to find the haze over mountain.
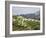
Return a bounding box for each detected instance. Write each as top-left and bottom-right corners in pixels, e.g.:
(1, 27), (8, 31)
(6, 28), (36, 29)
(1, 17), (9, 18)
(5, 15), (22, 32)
(12, 7), (40, 20)
(18, 11), (40, 20)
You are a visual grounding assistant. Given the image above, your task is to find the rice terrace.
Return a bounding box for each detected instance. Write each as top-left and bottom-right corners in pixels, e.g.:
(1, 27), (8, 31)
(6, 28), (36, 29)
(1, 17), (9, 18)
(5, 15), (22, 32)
(12, 16), (40, 31)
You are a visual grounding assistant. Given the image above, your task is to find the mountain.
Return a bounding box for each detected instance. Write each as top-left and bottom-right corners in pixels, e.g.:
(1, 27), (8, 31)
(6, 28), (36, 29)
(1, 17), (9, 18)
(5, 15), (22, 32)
(16, 11), (40, 20)
(20, 14), (35, 19)
(34, 11), (40, 20)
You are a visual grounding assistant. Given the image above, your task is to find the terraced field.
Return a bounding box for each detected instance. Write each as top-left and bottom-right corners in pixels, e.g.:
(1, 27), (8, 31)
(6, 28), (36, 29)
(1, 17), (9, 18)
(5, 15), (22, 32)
(12, 16), (40, 31)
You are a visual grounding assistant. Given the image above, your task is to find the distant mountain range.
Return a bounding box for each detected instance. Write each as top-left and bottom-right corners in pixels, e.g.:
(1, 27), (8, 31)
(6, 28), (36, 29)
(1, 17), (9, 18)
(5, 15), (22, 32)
(16, 11), (40, 20)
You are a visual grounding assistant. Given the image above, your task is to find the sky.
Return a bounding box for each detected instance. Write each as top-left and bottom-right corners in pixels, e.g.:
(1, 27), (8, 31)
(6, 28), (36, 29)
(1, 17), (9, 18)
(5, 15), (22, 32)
(12, 6), (40, 15)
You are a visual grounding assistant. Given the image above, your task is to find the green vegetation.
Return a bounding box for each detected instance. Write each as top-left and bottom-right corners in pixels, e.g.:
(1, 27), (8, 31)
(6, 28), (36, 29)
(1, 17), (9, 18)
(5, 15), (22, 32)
(12, 16), (40, 31)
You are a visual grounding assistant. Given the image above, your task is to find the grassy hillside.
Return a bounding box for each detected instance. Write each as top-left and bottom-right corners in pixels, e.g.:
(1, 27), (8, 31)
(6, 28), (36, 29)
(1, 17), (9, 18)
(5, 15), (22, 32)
(12, 16), (40, 31)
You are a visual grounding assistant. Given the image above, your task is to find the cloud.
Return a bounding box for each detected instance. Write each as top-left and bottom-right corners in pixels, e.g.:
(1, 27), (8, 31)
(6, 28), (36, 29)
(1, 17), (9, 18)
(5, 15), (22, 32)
(12, 7), (40, 15)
